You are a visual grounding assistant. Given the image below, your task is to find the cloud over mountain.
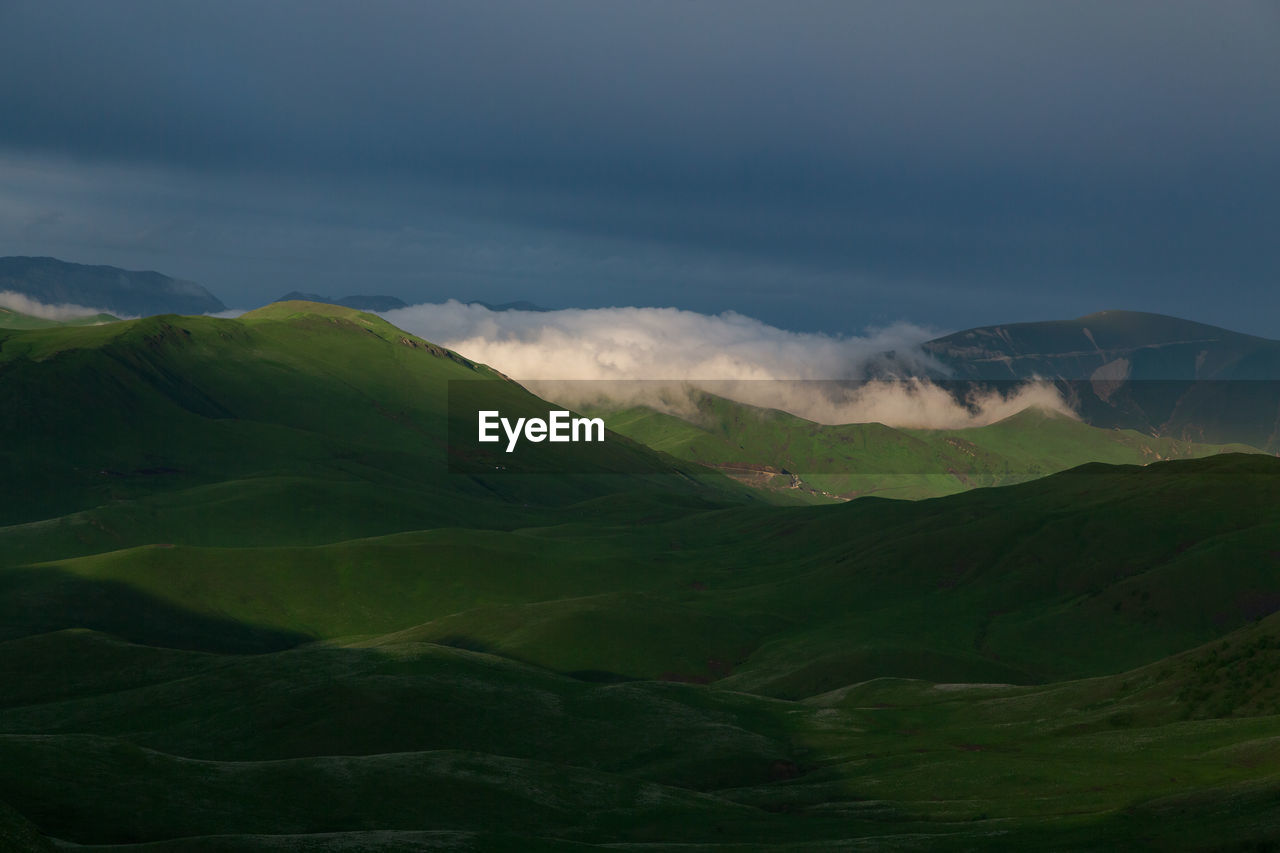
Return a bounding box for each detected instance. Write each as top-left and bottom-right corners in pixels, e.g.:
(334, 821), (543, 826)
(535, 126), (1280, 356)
(386, 301), (939, 380)
(384, 301), (1075, 427)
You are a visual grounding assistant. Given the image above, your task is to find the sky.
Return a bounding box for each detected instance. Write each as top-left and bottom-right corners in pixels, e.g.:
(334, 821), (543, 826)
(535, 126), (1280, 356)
(0, 1), (1277, 335)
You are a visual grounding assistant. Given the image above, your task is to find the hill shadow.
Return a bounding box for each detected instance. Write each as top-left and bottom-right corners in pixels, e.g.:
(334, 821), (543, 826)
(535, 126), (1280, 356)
(0, 567), (312, 653)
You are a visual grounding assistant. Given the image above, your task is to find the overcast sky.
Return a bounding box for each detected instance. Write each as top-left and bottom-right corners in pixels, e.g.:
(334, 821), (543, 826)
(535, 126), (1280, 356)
(1, 1), (1277, 334)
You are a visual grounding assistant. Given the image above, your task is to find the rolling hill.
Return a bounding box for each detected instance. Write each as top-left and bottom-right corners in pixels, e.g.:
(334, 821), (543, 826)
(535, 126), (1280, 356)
(4, 302), (1280, 849)
(0, 301), (747, 559)
(2, 453), (1280, 849)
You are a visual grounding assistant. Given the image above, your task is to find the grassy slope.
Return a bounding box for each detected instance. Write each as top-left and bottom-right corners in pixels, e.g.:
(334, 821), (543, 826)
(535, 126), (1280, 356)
(10, 455), (1280, 694)
(5, 617), (1280, 850)
(4, 304), (1280, 849)
(0, 302), (754, 561)
(598, 391), (1261, 500)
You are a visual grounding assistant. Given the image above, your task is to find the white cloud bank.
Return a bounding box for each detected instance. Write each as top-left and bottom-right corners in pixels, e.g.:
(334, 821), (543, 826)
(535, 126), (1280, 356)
(383, 301), (1076, 429)
(0, 290), (116, 321)
(386, 302), (938, 380)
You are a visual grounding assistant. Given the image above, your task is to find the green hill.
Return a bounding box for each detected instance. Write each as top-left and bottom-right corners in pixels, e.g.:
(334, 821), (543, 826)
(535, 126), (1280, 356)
(595, 390), (1261, 500)
(0, 301), (751, 558)
(5, 566), (1280, 850)
(4, 303), (1280, 849)
(14, 453), (1277, 690)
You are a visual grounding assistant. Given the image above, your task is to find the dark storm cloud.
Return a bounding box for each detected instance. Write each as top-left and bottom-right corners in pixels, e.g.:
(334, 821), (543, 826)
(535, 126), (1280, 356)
(0, 1), (1277, 333)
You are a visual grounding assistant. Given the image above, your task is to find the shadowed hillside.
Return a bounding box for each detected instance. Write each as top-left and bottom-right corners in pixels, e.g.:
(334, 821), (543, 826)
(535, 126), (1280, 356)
(0, 301), (748, 555)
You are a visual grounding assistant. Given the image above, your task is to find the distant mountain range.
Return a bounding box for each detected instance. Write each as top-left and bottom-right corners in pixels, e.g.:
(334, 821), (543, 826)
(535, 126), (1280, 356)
(0, 255), (560, 319)
(277, 291), (408, 312)
(274, 295), (550, 312)
(466, 299), (550, 312)
(0, 257), (224, 316)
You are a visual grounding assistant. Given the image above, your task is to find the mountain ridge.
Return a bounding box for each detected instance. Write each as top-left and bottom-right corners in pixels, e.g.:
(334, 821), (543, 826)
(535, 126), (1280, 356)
(0, 256), (225, 316)
(924, 309), (1280, 380)
(921, 309), (1280, 449)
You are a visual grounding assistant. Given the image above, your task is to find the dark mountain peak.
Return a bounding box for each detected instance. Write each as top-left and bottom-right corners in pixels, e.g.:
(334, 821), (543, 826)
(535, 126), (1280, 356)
(1067, 310), (1272, 345)
(0, 256), (225, 316)
(931, 311), (1266, 356)
(985, 405), (1078, 427)
(922, 310), (1280, 449)
(925, 311), (1280, 381)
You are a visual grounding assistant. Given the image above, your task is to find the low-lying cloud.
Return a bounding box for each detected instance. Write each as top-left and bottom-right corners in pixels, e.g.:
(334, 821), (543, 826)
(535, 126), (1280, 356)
(384, 301), (1077, 428)
(0, 290), (116, 321)
(729, 378), (1077, 429)
(386, 301), (940, 380)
